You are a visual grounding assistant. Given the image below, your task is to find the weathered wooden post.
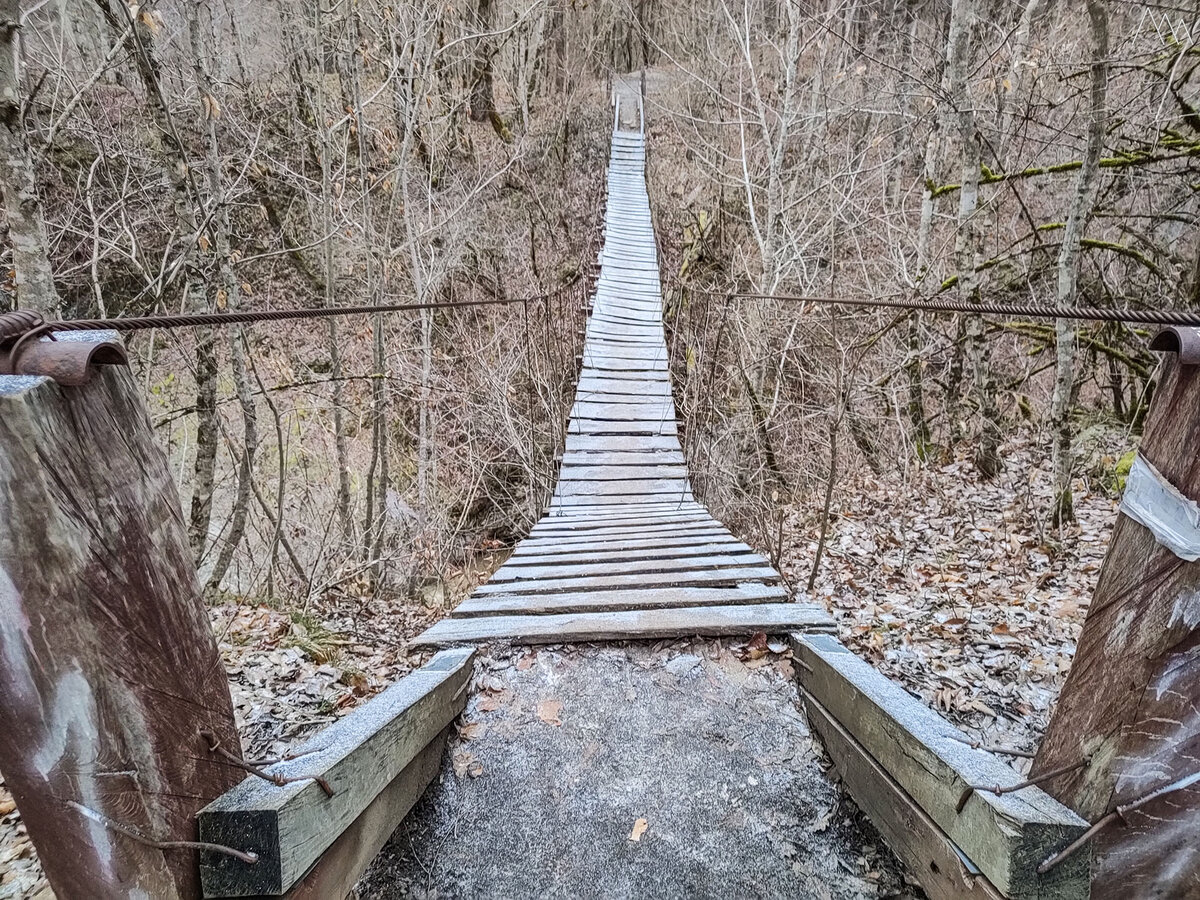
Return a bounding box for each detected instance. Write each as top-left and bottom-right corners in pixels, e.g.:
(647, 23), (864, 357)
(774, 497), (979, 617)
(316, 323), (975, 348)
(1034, 326), (1200, 897)
(0, 332), (242, 898)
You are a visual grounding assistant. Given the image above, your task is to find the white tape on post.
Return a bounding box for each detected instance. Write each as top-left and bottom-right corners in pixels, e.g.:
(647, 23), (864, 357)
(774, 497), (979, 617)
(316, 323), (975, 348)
(1120, 453), (1200, 561)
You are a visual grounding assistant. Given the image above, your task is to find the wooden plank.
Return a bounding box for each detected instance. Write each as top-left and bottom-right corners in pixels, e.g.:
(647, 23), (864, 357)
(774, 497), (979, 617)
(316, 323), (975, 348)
(0, 352), (242, 900)
(545, 503), (699, 516)
(529, 512), (711, 533)
(790, 633), (1089, 899)
(589, 307), (659, 319)
(526, 517), (718, 535)
(567, 396), (672, 410)
(471, 566), (781, 596)
(557, 464), (690, 481)
(198, 648), (475, 897)
(584, 335), (664, 347)
(583, 326), (667, 343)
(488, 552), (769, 582)
(412, 602), (835, 647)
(543, 499), (700, 513)
(572, 385), (674, 403)
(1033, 348), (1200, 898)
(509, 538), (747, 563)
(578, 358), (667, 372)
(548, 487), (693, 501)
(567, 419), (677, 436)
(569, 402), (674, 420)
(550, 498), (696, 512)
(574, 372), (672, 387)
(454, 583), (789, 617)
(592, 298), (661, 311)
(553, 479), (691, 496)
(802, 694), (1005, 900)
(559, 450), (685, 467)
(587, 320), (661, 331)
(280, 729), (448, 900)
(551, 494), (695, 509)
(564, 433), (682, 452)
(586, 322), (663, 336)
(518, 525), (731, 546)
(578, 358), (668, 373)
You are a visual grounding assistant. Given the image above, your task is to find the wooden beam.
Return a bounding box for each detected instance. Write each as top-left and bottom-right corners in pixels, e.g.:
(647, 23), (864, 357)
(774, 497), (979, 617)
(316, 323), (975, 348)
(198, 647), (474, 897)
(411, 602), (834, 648)
(803, 693), (1004, 900)
(468, 565), (781, 595)
(279, 728), (448, 900)
(790, 633), (1089, 899)
(0, 347), (241, 900)
(453, 583), (789, 617)
(487, 553), (769, 582)
(1034, 346), (1200, 897)
(509, 533), (740, 558)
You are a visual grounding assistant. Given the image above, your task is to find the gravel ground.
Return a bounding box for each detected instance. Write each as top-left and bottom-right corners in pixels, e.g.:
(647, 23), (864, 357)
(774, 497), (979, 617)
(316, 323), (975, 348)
(359, 638), (917, 900)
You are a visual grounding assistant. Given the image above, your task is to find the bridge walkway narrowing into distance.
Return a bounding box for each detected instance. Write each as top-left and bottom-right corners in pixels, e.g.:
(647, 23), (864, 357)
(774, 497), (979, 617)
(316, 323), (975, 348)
(412, 124), (833, 647)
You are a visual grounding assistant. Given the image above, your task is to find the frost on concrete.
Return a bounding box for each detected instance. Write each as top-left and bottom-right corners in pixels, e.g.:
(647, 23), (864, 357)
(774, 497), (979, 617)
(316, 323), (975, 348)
(359, 639), (915, 899)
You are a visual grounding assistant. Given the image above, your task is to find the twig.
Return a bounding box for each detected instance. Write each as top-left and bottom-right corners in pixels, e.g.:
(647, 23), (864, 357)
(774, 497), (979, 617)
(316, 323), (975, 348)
(245, 745), (324, 767)
(66, 800), (258, 864)
(947, 734), (1037, 758)
(1038, 770), (1200, 874)
(957, 758), (1090, 814)
(201, 731), (334, 798)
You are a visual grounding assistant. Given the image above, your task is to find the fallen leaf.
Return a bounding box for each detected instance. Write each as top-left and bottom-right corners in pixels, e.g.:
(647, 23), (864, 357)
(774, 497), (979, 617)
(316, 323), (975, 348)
(809, 808), (833, 833)
(0, 797), (15, 817)
(478, 688), (512, 712)
(452, 748), (483, 779)
(740, 631), (769, 660)
(458, 722), (485, 741)
(537, 699), (563, 726)
(629, 817), (648, 841)
(516, 653), (536, 671)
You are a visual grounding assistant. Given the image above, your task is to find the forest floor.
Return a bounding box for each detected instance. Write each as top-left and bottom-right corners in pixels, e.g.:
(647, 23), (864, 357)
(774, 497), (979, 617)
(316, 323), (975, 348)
(780, 424), (1126, 763)
(0, 425), (1127, 898)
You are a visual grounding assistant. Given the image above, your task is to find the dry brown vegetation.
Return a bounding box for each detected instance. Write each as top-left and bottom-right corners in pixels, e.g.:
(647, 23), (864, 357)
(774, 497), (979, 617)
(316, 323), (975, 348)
(5, 0), (1197, 616)
(3, 0), (1200, 895)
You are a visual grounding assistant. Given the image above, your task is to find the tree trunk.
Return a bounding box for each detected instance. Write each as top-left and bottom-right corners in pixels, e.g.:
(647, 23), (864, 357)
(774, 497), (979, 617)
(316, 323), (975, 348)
(947, 0), (1001, 478)
(908, 3), (947, 458)
(469, 0), (495, 122)
(91, 0), (221, 559)
(189, 0), (257, 593)
(1033, 346), (1200, 898)
(1050, 0), (1107, 525)
(0, 2), (60, 314)
(309, 0), (354, 544)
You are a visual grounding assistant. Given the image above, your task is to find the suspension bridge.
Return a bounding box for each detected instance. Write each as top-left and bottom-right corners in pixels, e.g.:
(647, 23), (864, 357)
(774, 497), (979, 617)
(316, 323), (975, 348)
(0, 84), (1196, 900)
(410, 118), (832, 648)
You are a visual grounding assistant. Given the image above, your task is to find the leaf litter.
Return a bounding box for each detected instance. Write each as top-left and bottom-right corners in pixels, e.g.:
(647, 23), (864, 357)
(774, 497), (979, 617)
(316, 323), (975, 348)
(779, 428), (1125, 761)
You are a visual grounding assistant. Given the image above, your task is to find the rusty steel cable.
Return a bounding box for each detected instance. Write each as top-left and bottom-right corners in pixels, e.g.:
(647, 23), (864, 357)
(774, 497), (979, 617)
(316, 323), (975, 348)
(682, 287), (1200, 327)
(0, 288), (571, 354)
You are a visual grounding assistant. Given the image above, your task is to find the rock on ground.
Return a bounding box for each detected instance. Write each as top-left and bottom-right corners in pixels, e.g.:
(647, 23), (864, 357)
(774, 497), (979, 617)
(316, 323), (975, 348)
(359, 639), (916, 900)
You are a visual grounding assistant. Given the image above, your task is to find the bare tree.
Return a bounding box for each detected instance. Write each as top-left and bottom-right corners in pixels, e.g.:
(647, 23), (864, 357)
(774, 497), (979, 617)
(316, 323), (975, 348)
(1050, 0), (1108, 525)
(0, 1), (59, 312)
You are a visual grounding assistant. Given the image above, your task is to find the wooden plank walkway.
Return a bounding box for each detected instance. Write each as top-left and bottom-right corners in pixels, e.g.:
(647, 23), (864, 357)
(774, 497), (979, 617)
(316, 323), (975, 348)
(412, 122), (831, 647)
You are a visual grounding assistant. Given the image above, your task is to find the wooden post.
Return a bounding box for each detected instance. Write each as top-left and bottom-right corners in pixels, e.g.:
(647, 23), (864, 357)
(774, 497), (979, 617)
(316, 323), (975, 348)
(0, 334), (242, 899)
(1034, 337), (1200, 897)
